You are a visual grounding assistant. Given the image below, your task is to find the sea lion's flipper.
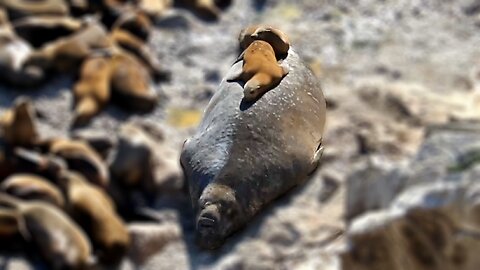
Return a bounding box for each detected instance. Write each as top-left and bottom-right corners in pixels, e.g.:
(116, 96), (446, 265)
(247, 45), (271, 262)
(226, 61), (244, 82)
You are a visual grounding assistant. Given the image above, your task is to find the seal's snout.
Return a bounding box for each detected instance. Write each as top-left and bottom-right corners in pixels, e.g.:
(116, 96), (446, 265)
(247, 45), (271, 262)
(197, 204), (220, 231)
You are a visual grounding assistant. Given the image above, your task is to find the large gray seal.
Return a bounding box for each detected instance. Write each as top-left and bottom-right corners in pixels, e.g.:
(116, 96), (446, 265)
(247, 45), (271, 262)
(180, 48), (326, 249)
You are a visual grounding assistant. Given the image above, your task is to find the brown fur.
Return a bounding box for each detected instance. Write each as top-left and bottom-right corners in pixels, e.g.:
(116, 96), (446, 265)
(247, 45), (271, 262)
(110, 28), (168, 80)
(73, 55), (113, 127)
(175, 0), (229, 21)
(60, 171), (129, 264)
(112, 9), (152, 41)
(26, 21), (112, 72)
(48, 138), (109, 188)
(0, 208), (19, 237)
(238, 25), (290, 58)
(110, 50), (158, 111)
(137, 0), (172, 19)
(1, 174), (65, 208)
(228, 40), (288, 101)
(13, 16), (83, 48)
(0, 0), (69, 20)
(0, 194), (92, 269)
(0, 97), (39, 147)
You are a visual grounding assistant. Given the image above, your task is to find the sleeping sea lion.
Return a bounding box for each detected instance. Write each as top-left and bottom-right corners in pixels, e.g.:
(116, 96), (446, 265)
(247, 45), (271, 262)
(72, 54), (112, 127)
(109, 50), (158, 112)
(0, 0), (69, 20)
(181, 48), (326, 249)
(227, 40), (289, 101)
(0, 194), (92, 269)
(0, 208), (18, 238)
(137, 0), (172, 20)
(48, 138), (109, 187)
(59, 171), (129, 264)
(25, 20), (111, 72)
(0, 97), (39, 147)
(1, 174), (65, 208)
(238, 25), (290, 59)
(174, 0), (231, 21)
(13, 16), (83, 48)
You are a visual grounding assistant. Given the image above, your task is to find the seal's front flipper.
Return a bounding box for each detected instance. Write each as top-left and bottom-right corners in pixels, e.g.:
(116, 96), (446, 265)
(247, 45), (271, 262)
(309, 142), (324, 175)
(226, 61), (244, 82)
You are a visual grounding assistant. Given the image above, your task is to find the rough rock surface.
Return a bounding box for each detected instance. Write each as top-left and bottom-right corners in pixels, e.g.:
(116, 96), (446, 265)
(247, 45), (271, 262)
(1, 0), (480, 269)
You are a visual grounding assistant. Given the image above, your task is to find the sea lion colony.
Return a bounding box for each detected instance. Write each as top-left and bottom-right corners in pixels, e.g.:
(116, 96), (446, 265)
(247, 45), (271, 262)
(0, 8), (323, 265)
(0, 97), (184, 269)
(0, 0), (233, 127)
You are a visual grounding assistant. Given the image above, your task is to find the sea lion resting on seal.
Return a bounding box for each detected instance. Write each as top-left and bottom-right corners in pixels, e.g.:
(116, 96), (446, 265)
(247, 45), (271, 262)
(238, 25), (290, 59)
(227, 40), (289, 101)
(181, 48), (326, 249)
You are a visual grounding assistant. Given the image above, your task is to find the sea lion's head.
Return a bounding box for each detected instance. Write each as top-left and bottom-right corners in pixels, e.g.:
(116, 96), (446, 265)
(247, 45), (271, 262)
(195, 183), (243, 249)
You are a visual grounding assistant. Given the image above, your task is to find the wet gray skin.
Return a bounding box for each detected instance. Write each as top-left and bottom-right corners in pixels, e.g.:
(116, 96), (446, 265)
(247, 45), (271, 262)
(180, 48), (326, 249)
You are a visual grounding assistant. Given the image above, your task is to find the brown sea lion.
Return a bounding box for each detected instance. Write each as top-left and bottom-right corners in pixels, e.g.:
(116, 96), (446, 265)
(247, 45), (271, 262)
(227, 40), (289, 101)
(1, 174), (65, 208)
(181, 48), (326, 249)
(137, 0), (172, 20)
(13, 16), (83, 48)
(0, 194), (92, 269)
(48, 138), (109, 187)
(71, 129), (116, 160)
(238, 25), (290, 59)
(0, 0), (69, 20)
(59, 171), (129, 264)
(0, 97), (39, 147)
(11, 148), (67, 181)
(175, 0), (232, 21)
(112, 9), (152, 41)
(109, 50), (158, 112)
(72, 54), (113, 127)
(25, 20), (111, 72)
(0, 208), (18, 238)
(109, 29), (169, 81)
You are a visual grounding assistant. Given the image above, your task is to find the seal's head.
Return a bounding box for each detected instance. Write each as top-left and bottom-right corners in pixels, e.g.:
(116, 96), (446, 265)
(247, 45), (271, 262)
(195, 183), (243, 249)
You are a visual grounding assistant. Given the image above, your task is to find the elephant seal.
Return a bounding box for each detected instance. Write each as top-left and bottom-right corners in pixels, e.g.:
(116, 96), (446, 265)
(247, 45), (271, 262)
(1, 174), (65, 208)
(180, 48), (326, 249)
(58, 171), (129, 264)
(72, 54), (112, 127)
(227, 40), (289, 101)
(0, 193), (92, 269)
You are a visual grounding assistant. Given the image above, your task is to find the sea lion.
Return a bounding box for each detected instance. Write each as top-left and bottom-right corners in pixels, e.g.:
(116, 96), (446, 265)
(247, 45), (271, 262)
(11, 147), (67, 181)
(137, 0), (172, 20)
(174, 0), (231, 21)
(109, 50), (158, 112)
(0, 194), (92, 269)
(72, 54), (113, 127)
(25, 20), (111, 72)
(0, 97), (39, 147)
(227, 40), (289, 101)
(238, 25), (290, 59)
(0, 208), (18, 238)
(13, 16), (83, 48)
(110, 29), (169, 81)
(0, 21), (45, 87)
(1, 174), (65, 208)
(72, 129), (116, 160)
(112, 9), (152, 42)
(48, 138), (109, 187)
(181, 48), (326, 249)
(0, 0), (69, 20)
(59, 171), (129, 264)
